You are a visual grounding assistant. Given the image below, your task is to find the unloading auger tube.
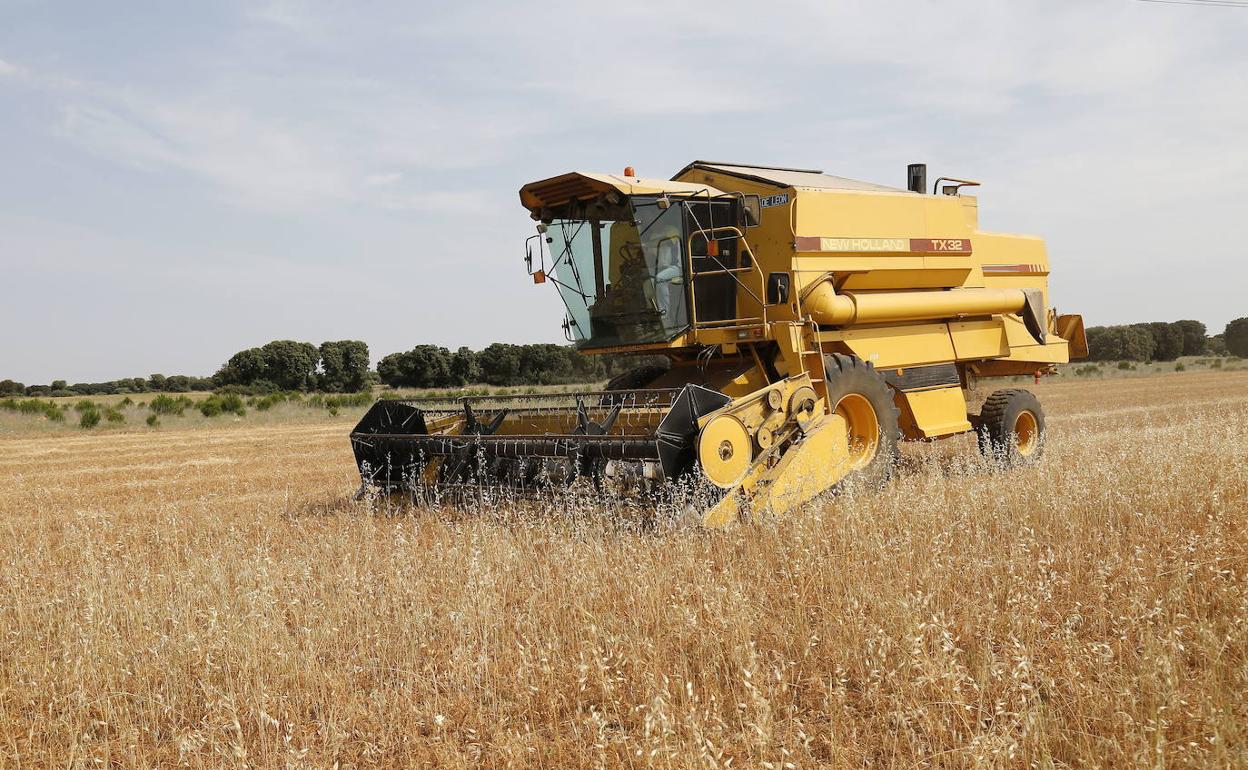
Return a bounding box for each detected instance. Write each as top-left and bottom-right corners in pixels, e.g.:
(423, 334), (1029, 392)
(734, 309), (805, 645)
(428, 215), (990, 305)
(351, 160), (1087, 525)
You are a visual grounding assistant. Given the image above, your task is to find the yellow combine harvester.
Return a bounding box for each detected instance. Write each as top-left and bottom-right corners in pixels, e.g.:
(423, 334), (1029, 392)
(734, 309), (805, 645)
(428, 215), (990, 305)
(351, 161), (1087, 524)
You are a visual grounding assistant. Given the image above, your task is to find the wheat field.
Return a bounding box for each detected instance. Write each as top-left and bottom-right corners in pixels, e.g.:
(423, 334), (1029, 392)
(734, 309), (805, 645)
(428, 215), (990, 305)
(1, 371), (1245, 769)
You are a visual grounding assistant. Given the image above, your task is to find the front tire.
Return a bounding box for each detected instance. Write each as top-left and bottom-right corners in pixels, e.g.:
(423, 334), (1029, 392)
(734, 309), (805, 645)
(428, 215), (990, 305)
(823, 353), (901, 488)
(977, 388), (1045, 465)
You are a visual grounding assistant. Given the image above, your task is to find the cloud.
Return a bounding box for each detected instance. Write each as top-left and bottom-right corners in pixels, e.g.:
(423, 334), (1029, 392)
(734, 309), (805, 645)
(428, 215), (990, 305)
(365, 171), (402, 187)
(55, 95), (351, 211)
(0, 57), (18, 77)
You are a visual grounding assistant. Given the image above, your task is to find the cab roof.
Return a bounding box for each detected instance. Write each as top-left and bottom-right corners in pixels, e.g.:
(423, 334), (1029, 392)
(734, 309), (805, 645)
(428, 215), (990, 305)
(673, 161), (910, 194)
(519, 171), (724, 213)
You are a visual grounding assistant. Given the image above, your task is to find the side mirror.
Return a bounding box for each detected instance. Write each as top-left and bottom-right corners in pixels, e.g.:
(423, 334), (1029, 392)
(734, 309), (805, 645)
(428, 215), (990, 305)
(740, 194), (761, 228)
(524, 234), (539, 275)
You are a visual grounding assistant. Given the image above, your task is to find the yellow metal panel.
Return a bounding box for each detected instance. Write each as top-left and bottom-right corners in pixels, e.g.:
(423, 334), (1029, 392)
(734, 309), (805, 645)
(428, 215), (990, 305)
(794, 188), (968, 238)
(762, 414), (851, 516)
(898, 386), (971, 438)
(949, 320), (1009, 359)
(701, 413), (852, 527)
(824, 323), (955, 369)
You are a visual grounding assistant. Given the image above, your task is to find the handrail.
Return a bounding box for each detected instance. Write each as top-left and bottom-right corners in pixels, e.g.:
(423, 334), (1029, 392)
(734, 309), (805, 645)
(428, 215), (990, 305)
(684, 225), (768, 331)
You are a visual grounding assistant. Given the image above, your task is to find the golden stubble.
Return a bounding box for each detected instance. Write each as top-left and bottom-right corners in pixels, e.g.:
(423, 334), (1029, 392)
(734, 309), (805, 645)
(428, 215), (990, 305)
(1, 371), (1245, 769)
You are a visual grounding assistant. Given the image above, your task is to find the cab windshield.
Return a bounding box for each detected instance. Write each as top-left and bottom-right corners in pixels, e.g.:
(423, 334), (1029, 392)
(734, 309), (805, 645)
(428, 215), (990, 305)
(545, 196), (689, 349)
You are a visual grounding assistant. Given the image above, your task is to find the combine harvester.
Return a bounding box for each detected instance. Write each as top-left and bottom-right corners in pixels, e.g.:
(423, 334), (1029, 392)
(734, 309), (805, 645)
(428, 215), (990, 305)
(351, 161), (1087, 525)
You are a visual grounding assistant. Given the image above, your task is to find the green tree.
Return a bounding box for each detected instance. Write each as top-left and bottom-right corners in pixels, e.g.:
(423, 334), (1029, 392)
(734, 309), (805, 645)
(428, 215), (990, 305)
(377, 345), (454, 388)
(1138, 322), (1183, 361)
(319, 340), (370, 392)
(1225, 317), (1248, 357)
(450, 347), (480, 386)
(520, 344), (574, 385)
(0, 380), (23, 396)
(148, 374), (167, 391)
(259, 341), (319, 390)
(1172, 320), (1207, 357)
(1208, 329), (1228, 354)
(214, 341), (319, 391)
(1085, 325), (1154, 362)
(214, 348), (267, 387)
(165, 375), (191, 392)
(477, 343), (522, 386)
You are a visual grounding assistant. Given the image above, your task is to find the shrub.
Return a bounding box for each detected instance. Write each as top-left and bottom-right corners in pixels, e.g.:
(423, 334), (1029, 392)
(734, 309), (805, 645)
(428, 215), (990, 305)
(1117, 361), (1132, 370)
(74, 400), (97, 413)
(150, 394), (193, 416)
(146, 414), (160, 428)
(198, 394), (246, 418)
(105, 409), (125, 423)
(79, 410), (101, 429)
(1175, 363), (1186, 372)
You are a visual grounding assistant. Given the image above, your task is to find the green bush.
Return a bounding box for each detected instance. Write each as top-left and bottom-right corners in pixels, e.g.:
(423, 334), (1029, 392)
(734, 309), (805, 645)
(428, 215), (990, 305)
(105, 409), (125, 423)
(1175, 363), (1186, 372)
(4, 398), (66, 422)
(198, 393), (246, 418)
(1117, 361), (1132, 370)
(150, 394), (193, 416)
(74, 399), (98, 413)
(146, 414), (160, 427)
(79, 410), (101, 429)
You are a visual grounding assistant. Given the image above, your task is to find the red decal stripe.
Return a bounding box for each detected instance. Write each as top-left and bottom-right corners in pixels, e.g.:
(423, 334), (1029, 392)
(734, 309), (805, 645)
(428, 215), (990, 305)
(982, 263), (1046, 274)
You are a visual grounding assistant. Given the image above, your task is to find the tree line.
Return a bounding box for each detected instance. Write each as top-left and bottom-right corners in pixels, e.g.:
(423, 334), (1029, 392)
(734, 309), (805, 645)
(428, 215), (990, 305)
(3, 340), (658, 398)
(6, 316), (1243, 399)
(1086, 318), (1247, 362)
(4, 340), (371, 398)
(375, 344), (659, 389)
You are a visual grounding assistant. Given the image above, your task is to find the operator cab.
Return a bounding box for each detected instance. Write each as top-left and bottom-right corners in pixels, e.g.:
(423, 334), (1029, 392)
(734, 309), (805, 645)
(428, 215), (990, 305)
(522, 177), (754, 350)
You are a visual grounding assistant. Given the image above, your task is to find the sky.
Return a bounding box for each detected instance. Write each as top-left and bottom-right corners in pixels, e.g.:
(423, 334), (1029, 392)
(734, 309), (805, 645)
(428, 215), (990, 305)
(2, 0), (1246, 384)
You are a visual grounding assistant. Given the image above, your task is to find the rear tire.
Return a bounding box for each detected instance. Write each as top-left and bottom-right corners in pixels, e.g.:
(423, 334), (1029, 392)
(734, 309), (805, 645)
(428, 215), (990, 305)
(823, 353), (900, 488)
(977, 388), (1045, 465)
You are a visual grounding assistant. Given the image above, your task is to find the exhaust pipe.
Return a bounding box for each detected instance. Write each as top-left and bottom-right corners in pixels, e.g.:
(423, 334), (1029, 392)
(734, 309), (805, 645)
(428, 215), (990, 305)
(907, 163), (926, 194)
